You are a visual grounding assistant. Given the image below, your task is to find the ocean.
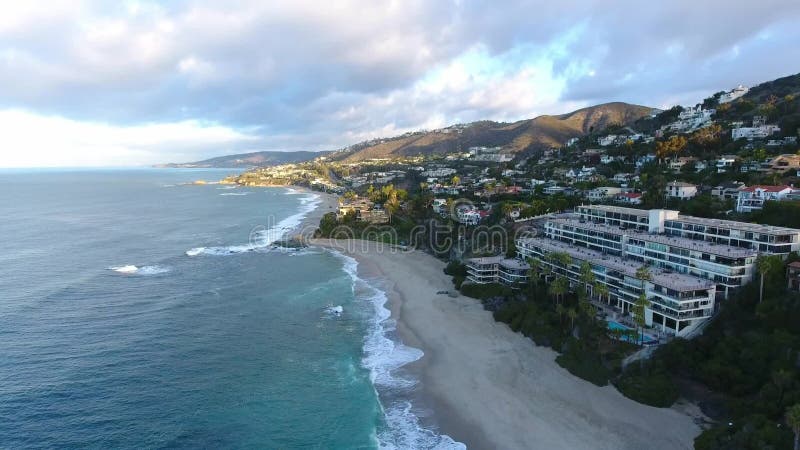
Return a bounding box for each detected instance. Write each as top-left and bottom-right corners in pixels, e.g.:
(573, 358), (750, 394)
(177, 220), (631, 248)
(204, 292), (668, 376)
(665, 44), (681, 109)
(0, 169), (461, 449)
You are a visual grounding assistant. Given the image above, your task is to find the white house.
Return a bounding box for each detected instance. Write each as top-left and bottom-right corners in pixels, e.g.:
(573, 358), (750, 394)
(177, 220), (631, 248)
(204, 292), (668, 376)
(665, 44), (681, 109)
(455, 206), (481, 225)
(598, 135), (618, 146)
(432, 198), (448, 216)
(719, 85), (749, 103)
(600, 154), (616, 164)
(716, 155), (739, 173)
(544, 186), (566, 195)
(736, 185), (793, 213)
(732, 116), (780, 140)
(732, 125), (781, 140)
(665, 181), (698, 200)
(615, 192), (643, 205)
(587, 186), (622, 201)
(613, 173), (632, 183)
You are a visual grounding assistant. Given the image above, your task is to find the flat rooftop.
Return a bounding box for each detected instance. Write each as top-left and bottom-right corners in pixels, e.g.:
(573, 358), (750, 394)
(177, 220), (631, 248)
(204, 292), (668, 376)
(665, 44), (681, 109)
(670, 215), (800, 236)
(549, 218), (756, 258)
(466, 255), (505, 265)
(577, 204), (657, 217)
(518, 237), (715, 292)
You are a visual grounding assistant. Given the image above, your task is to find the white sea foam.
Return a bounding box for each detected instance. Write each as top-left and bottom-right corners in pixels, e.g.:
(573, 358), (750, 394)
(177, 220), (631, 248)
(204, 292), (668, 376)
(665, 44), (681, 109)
(219, 192), (251, 196)
(108, 265), (171, 275)
(330, 250), (465, 450)
(186, 191), (322, 257)
(216, 186), (237, 190)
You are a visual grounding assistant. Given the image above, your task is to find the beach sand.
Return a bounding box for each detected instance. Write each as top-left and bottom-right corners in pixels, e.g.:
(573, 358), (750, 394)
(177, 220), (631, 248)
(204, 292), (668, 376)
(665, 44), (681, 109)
(291, 188), (339, 238)
(311, 239), (701, 450)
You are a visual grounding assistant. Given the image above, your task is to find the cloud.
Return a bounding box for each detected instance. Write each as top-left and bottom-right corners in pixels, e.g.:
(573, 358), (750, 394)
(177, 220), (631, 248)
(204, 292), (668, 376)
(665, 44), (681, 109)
(0, 109), (259, 167)
(0, 0), (799, 166)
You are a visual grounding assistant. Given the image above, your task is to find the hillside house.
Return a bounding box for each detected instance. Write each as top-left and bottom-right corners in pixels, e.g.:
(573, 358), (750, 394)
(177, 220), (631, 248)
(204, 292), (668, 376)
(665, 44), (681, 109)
(735, 185), (793, 213)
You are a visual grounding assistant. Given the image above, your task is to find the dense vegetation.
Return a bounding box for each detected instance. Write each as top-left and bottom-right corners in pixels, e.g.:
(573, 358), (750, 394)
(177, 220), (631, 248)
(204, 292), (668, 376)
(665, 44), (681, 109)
(615, 262), (800, 449)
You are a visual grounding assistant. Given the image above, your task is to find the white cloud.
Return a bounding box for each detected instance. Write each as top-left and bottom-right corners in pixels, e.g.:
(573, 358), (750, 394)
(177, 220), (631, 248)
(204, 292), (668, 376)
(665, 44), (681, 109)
(0, 0), (799, 166)
(0, 110), (259, 167)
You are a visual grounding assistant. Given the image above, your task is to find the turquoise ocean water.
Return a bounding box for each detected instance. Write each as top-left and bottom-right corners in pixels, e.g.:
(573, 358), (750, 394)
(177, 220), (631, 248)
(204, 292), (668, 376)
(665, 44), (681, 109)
(0, 169), (461, 449)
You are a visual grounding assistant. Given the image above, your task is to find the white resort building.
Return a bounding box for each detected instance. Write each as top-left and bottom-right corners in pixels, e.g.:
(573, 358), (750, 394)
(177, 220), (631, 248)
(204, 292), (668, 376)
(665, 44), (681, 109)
(516, 204), (800, 336)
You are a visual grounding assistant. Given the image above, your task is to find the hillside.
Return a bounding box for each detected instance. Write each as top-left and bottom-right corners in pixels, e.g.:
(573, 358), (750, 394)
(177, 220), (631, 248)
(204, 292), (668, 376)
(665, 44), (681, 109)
(333, 102), (654, 162)
(159, 150), (329, 168)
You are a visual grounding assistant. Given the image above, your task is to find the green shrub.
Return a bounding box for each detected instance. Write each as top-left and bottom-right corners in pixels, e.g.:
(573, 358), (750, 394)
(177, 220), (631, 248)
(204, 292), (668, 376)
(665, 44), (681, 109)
(614, 368), (678, 407)
(459, 282), (508, 300)
(556, 341), (611, 386)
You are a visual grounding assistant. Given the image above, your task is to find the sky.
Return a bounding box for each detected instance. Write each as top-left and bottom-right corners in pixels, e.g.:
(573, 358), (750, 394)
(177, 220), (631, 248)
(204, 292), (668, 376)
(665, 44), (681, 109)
(1, 1), (799, 167)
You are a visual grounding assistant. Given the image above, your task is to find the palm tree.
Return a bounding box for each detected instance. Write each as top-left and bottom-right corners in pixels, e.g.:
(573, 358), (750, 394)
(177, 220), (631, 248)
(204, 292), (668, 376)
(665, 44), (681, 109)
(756, 255), (783, 304)
(635, 265), (652, 283)
(555, 303), (566, 323)
(788, 403), (800, 450)
(549, 276), (568, 305)
(593, 282), (609, 306)
(632, 293), (650, 345)
(632, 265), (652, 345)
(567, 308), (578, 331)
(526, 257), (541, 286)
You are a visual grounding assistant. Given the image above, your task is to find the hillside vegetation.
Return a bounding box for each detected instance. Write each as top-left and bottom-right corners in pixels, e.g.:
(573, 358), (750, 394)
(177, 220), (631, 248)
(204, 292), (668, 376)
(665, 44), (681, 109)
(333, 102), (653, 162)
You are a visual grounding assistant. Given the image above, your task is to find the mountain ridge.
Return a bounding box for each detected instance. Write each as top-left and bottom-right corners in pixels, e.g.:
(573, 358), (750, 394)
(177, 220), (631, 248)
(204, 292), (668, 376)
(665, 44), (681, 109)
(331, 102), (655, 162)
(157, 150), (330, 168)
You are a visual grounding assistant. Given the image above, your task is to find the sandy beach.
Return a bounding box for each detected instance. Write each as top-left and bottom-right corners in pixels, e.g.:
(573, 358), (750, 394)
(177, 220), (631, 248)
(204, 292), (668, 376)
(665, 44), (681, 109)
(290, 187), (339, 239)
(311, 239), (701, 450)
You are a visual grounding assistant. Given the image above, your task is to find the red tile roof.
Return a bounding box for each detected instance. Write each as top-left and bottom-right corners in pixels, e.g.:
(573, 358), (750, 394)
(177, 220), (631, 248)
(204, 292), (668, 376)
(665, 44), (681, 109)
(739, 185), (791, 193)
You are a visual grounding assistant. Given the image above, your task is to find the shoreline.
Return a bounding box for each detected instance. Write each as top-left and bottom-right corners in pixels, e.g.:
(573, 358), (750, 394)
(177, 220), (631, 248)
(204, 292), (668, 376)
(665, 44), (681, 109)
(311, 239), (701, 450)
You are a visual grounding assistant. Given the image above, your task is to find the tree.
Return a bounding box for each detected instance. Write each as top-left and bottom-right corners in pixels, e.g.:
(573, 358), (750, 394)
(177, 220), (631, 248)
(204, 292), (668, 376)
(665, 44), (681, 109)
(631, 293), (650, 345)
(635, 265), (653, 283)
(578, 261), (596, 320)
(756, 255), (783, 303)
(787, 403), (800, 450)
(549, 276), (568, 305)
(451, 175), (460, 186)
(593, 281), (609, 306)
(567, 308), (578, 331)
(632, 265), (652, 345)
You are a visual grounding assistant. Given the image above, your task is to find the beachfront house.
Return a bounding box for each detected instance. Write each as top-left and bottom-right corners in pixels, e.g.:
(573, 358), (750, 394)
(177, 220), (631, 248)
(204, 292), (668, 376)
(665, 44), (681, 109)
(465, 256), (530, 287)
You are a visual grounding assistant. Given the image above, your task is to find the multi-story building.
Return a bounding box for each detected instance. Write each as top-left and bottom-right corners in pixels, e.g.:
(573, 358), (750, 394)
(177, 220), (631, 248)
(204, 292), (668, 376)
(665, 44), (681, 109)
(719, 85), (749, 103)
(735, 185), (793, 213)
(664, 181), (698, 199)
(587, 186), (622, 201)
(542, 214), (756, 298)
(542, 205), (800, 297)
(516, 237), (716, 336)
(577, 204), (800, 255)
(465, 256), (530, 287)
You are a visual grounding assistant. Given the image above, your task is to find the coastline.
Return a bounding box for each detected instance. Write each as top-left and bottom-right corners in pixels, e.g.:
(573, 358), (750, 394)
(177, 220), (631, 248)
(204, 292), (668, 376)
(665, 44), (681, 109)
(310, 239), (701, 450)
(285, 186), (339, 239)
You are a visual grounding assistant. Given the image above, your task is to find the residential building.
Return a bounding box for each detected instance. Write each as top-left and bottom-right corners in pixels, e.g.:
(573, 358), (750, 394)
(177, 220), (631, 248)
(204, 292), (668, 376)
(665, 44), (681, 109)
(731, 116), (781, 140)
(465, 256), (530, 287)
(719, 85), (749, 103)
(665, 181), (698, 200)
(712, 182), (746, 200)
(615, 192), (642, 205)
(735, 185), (793, 213)
(544, 211), (757, 298)
(518, 203), (800, 333)
(587, 186), (622, 201)
(598, 135), (618, 146)
(455, 205), (481, 225)
(576, 204), (800, 256)
(517, 237), (716, 336)
(716, 155), (739, 173)
(337, 197), (389, 224)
